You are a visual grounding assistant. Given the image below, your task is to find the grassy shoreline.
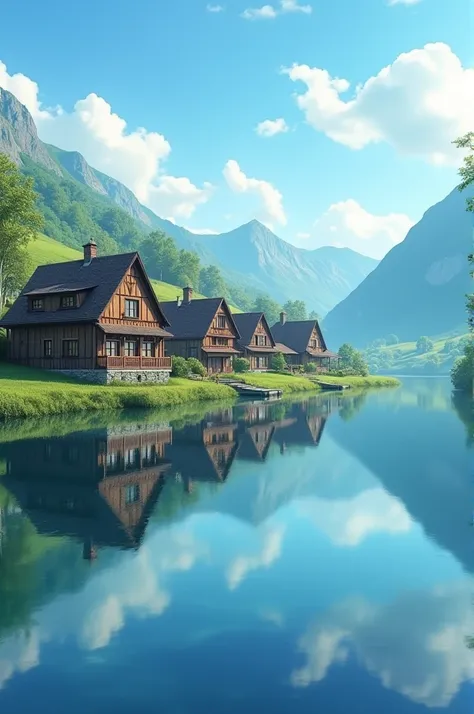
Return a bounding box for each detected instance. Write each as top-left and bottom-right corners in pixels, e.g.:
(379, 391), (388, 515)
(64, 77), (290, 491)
(309, 375), (400, 388)
(0, 364), (400, 421)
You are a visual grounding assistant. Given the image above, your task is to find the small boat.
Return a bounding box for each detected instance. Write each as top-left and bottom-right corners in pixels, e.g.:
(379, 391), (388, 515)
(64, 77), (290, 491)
(314, 380), (349, 391)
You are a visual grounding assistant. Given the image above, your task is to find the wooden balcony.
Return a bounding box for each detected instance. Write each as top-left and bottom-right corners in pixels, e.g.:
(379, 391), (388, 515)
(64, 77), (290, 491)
(96, 356), (172, 370)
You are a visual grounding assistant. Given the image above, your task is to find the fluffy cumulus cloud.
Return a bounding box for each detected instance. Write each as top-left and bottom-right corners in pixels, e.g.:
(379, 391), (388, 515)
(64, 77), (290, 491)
(255, 117), (289, 137)
(0, 61), (213, 221)
(291, 581), (474, 708)
(223, 159), (287, 228)
(0, 526), (205, 690)
(297, 488), (412, 546)
(242, 0), (312, 20)
(206, 3), (224, 11)
(304, 199), (415, 259)
(226, 525), (285, 590)
(283, 43), (474, 165)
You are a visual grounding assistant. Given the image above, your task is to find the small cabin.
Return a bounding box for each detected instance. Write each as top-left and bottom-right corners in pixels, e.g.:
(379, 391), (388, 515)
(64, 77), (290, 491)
(233, 312), (277, 370)
(0, 241), (173, 384)
(161, 289), (240, 374)
(271, 312), (339, 370)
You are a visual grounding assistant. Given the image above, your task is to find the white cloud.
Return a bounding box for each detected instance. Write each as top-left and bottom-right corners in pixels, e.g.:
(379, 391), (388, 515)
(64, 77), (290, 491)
(283, 43), (474, 165)
(0, 61), (213, 221)
(226, 525), (285, 590)
(242, 0), (312, 20)
(296, 231), (311, 239)
(291, 582), (474, 708)
(298, 488), (412, 546)
(184, 226), (219, 235)
(206, 3), (224, 11)
(307, 199), (415, 259)
(255, 117), (289, 137)
(388, 0), (422, 5)
(223, 159), (287, 228)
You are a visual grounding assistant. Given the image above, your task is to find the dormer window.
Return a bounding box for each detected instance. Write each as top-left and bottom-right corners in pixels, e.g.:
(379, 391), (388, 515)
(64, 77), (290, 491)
(60, 295), (77, 309)
(31, 298), (44, 311)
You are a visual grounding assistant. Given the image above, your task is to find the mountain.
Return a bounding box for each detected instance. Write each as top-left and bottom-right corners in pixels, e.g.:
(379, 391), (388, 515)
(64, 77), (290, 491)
(323, 186), (473, 346)
(0, 87), (377, 315)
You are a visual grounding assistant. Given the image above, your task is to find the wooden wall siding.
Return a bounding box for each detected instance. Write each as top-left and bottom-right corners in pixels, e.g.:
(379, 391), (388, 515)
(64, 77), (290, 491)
(9, 324), (95, 370)
(98, 467), (167, 531)
(96, 330), (166, 358)
(248, 353), (270, 370)
(308, 326), (322, 351)
(208, 307), (238, 338)
(164, 339), (201, 359)
(100, 266), (163, 326)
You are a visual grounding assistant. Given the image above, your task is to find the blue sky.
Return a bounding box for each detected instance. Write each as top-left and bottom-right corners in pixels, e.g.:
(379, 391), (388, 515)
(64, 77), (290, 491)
(0, 0), (471, 258)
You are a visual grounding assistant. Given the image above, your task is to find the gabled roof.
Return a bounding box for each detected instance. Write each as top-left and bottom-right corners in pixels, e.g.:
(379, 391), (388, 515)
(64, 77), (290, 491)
(270, 319), (327, 353)
(233, 312), (276, 350)
(161, 297), (240, 340)
(0, 252), (170, 328)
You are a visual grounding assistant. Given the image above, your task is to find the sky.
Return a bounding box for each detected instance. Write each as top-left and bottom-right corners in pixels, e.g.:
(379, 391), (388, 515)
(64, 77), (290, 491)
(0, 0), (472, 259)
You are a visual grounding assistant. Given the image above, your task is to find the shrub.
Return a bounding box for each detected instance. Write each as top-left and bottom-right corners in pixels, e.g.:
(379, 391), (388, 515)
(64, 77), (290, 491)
(232, 357), (250, 373)
(186, 357), (206, 377)
(171, 356), (190, 378)
(451, 341), (474, 393)
(271, 352), (287, 372)
(304, 362), (318, 373)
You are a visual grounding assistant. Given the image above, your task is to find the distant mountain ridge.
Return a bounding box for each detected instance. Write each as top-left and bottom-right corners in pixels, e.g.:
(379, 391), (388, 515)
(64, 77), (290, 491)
(0, 87), (378, 315)
(324, 185), (473, 345)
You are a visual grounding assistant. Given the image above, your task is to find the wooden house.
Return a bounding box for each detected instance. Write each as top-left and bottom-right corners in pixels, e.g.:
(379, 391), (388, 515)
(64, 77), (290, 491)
(233, 312), (277, 370)
(2, 424), (173, 551)
(271, 312), (339, 370)
(0, 241), (173, 384)
(161, 288), (240, 373)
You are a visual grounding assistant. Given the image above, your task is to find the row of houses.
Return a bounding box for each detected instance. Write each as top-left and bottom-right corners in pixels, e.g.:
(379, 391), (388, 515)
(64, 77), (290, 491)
(0, 240), (339, 383)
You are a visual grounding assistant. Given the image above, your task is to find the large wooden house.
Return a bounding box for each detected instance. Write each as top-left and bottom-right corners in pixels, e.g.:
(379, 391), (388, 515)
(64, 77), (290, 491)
(0, 241), (173, 384)
(161, 288), (240, 374)
(271, 312), (339, 370)
(233, 312), (277, 370)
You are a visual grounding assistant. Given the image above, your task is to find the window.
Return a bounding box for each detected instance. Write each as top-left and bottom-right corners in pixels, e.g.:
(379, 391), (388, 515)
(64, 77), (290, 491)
(60, 295), (76, 309)
(125, 299), (139, 318)
(106, 340), (119, 356)
(63, 340), (79, 357)
(31, 298), (44, 311)
(125, 484), (140, 504)
(217, 315), (226, 329)
(142, 341), (154, 357)
(189, 346), (198, 358)
(309, 338), (319, 349)
(43, 339), (53, 358)
(212, 337), (228, 346)
(126, 448), (139, 468)
(256, 334), (267, 346)
(106, 451), (119, 469)
(124, 340), (138, 357)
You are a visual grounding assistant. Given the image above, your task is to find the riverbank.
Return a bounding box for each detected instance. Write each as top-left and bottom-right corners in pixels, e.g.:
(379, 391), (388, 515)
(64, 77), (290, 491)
(223, 372), (400, 392)
(310, 375), (400, 388)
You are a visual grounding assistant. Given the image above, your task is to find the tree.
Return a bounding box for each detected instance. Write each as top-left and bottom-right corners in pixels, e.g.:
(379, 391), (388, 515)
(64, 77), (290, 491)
(140, 230), (179, 283)
(416, 336), (434, 354)
(283, 299), (307, 321)
(0, 154), (43, 308)
(200, 265), (227, 298)
(176, 249), (200, 289)
(338, 343), (356, 366)
(338, 343), (369, 376)
(308, 310), (321, 321)
(253, 295), (282, 326)
(271, 352), (287, 372)
(451, 341), (474, 392)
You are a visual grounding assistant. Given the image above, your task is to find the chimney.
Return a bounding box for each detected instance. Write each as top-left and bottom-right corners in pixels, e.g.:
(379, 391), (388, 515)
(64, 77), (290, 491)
(83, 240), (97, 266)
(182, 286), (193, 305)
(280, 311), (287, 326)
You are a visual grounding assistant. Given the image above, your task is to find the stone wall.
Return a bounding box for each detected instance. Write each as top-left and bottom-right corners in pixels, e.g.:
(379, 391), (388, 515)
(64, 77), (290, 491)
(54, 369), (171, 385)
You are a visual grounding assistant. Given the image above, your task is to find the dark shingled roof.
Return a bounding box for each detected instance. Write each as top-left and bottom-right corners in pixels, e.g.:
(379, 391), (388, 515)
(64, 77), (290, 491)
(0, 252), (170, 328)
(270, 319), (328, 354)
(161, 298), (240, 340)
(233, 312), (276, 351)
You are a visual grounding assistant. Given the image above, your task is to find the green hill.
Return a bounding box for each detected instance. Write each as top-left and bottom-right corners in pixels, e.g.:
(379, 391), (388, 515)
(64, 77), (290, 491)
(364, 333), (469, 375)
(26, 235), (241, 310)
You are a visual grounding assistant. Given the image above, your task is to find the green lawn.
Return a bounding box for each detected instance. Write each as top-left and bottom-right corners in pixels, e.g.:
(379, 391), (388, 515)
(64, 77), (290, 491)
(0, 363), (236, 420)
(222, 371), (319, 394)
(27, 234), (241, 312)
(311, 375), (400, 388)
(379, 334), (469, 373)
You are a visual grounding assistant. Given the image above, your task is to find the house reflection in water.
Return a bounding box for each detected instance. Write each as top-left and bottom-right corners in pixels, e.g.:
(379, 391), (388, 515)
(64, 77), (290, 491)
(167, 408), (239, 493)
(273, 400), (327, 453)
(2, 424), (173, 554)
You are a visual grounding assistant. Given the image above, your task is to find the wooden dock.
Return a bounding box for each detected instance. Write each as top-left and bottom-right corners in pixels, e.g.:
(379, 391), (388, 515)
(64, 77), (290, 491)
(218, 380), (282, 399)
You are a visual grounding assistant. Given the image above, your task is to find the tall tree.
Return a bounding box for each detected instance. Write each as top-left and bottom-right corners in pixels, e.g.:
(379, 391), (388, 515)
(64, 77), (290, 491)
(283, 299), (307, 321)
(0, 155), (43, 308)
(253, 294), (282, 326)
(200, 265), (228, 298)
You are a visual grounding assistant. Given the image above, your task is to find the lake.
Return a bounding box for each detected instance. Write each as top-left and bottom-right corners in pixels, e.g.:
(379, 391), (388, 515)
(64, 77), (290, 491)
(0, 377), (472, 713)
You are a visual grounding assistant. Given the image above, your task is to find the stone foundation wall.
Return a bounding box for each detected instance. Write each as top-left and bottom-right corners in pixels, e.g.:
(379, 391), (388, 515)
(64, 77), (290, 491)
(54, 369), (171, 385)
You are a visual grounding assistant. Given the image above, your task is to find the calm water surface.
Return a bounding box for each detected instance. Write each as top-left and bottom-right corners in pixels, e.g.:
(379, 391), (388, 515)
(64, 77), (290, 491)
(0, 377), (472, 713)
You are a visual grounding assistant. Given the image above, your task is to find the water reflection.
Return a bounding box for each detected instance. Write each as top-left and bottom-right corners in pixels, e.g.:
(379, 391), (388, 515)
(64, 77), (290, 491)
(0, 379), (472, 713)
